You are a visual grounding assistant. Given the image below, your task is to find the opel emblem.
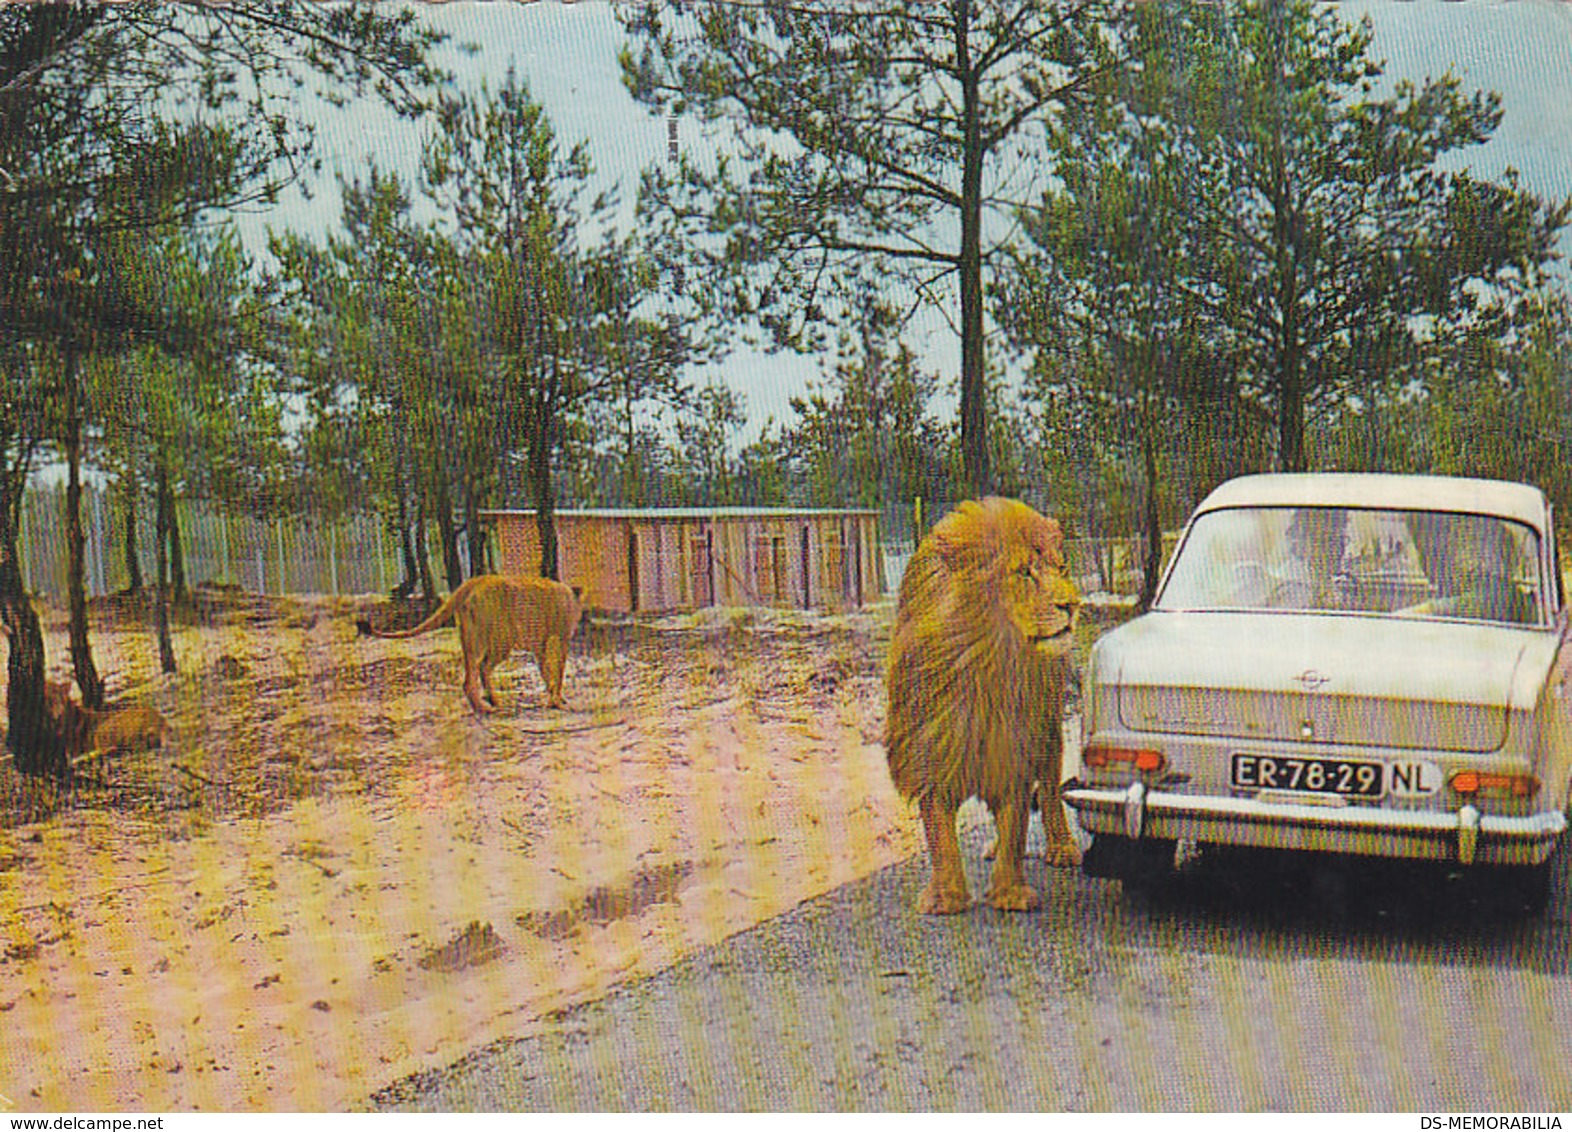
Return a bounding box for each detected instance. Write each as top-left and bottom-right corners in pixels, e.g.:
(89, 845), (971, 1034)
(1295, 668), (1329, 691)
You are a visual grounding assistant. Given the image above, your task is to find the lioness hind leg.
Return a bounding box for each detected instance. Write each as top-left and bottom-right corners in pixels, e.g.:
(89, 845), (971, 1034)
(984, 788), (1042, 912)
(540, 635), (568, 709)
(480, 655), (501, 709)
(457, 615), (493, 714)
(916, 794), (970, 915)
(461, 653), (492, 715)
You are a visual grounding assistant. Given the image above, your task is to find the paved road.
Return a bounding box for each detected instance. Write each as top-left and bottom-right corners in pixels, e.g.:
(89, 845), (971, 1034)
(370, 824), (1572, 1111)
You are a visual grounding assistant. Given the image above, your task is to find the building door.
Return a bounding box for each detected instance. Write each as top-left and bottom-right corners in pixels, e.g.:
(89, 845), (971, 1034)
(849, 519), (863, 604)
(823, 527), (844, 609)
(800, 527), (811, 609)
(753, 533), (787, 604)
(690, 530), (713, 607)
(626, 524), (639, 613)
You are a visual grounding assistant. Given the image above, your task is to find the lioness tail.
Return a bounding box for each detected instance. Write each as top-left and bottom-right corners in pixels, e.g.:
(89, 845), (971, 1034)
(357, 581), (475, 640)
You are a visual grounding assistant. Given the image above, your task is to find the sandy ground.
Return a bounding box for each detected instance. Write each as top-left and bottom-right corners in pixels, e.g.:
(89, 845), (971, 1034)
(0, 590), (928, 1112)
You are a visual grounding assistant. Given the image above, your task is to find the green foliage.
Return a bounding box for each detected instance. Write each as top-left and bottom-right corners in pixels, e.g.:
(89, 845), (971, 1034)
(1, 4), (444, 352)
(1151, 0), (1566, 471)
(619, 0), (1123, 496)
(778, 309), (956, 525)
(417, 68), (700, 576)
(93, 225), (289, 516)
(1319, 291), (1572, 518)
(1007, 0), (1571, 553)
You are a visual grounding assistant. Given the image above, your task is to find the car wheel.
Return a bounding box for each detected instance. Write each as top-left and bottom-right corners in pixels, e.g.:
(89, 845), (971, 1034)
(1082, 833), (1177, 893)
(1498, 861), (1553, 915)
(1498, 831), (1567, 916)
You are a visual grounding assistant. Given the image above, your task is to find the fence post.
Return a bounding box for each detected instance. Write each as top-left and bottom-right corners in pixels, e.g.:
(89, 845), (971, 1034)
(221, 513), (232, 586)
(17, 487), (28, 597)
(275, 520), (286, 596)
(377, 521), (386, 595)
(90, 485), (104, 597)
(329, 524), (339, 595)
(255, 538), (265, 595)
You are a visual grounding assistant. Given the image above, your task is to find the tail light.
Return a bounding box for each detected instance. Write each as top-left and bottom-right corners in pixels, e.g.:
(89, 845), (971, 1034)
(1449, 770), (1540, 799)
(1083, 745), (1166, 773)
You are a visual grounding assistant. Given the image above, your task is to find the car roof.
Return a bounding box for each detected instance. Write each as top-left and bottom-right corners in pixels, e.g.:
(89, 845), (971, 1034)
(1194, 473), (1551, 531)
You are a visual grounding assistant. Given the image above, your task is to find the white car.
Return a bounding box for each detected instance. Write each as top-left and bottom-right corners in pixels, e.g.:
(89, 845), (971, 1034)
(1064, 473), (1571, 910)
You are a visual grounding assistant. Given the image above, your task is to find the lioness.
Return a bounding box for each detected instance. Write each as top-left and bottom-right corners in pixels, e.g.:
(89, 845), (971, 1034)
(356, 575), (584, 714)
(885, 497), (1081, 915)
(43, 680), (171, 760)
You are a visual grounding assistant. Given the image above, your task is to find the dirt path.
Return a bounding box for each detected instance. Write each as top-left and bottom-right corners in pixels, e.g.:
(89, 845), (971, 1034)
(0, 594), (923, 1111)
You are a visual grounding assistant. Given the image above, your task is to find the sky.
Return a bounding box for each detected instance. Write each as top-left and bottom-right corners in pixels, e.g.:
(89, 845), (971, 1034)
(239, 0), (1572, 440)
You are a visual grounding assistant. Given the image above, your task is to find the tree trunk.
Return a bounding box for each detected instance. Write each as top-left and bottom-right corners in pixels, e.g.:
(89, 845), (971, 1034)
(532, 382), (560, 582)
(1278, 364), (1306, 473)
(395, 522), (419, 601)
(414, 493), (436, 603)
(464, 475), (486, 580)
(153, 459), (177, 674)
(955, 1), (990, 499)
(622, 383), (640, 506)
(1139, 432), (1164, 611)
(391, 455), (418, 600)
(63, 350), (105, 710)
(434, 474), (463, 591)
(122, 477), (144, 593)
(0, 501), (66, 776)
(166, 481), (187, 601)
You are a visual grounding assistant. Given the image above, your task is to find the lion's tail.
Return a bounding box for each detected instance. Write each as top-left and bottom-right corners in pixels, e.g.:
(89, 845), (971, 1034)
(357, 581), (474, 640)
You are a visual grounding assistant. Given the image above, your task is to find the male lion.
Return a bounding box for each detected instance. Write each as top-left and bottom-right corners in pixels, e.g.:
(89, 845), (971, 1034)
(886, 497), (1081, 914)
(356, 575), (583, 715)
(44, 680), (171, 760)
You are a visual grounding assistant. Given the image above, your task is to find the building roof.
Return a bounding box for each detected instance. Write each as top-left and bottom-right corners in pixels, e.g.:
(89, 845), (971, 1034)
(1194, 473), (1551, 531)
(479, 507), (882, 521)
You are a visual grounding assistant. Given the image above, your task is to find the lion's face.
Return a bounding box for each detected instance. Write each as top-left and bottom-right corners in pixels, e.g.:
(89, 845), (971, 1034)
(1001, 548), (1081, 660)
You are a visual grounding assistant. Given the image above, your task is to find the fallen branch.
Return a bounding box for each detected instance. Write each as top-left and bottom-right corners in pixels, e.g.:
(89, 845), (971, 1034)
(69, 748), (110, 770)
(173, 763), (230, 787)
(512, 718), (627, 736)
(292, 855), (338, 879)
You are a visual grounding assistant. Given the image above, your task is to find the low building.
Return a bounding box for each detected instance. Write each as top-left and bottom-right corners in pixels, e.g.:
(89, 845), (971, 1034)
(481, 507), (884, 614)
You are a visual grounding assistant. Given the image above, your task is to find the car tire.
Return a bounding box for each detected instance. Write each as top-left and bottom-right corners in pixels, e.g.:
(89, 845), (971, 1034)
(1082, 833), (1177, 893)
(1491, 861), (1552, 916)
(1499, 835), (1565, 916)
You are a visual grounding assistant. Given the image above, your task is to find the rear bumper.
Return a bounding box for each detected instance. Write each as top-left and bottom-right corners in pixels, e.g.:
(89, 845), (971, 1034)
(1062, 780), (1567, 866)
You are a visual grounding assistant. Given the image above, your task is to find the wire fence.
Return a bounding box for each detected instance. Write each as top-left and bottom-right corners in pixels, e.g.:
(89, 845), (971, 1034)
(18, 484), (1166, 604)
(877, 533), (1175, 599)
(17, 484), (433, 602)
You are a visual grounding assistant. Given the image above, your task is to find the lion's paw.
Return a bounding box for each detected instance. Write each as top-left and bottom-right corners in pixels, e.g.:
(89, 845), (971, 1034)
(917, 879), (971, 915)
(983, 881), (1043, 912)
(1041, 841), (1082, 869)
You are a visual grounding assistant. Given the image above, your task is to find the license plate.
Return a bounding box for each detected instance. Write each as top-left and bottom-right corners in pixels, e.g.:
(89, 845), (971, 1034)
(1231, 753), (1384, 797)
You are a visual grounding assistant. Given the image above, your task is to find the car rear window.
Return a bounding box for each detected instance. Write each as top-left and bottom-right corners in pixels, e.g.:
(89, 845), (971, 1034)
(1156, 506), (1545, 624)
